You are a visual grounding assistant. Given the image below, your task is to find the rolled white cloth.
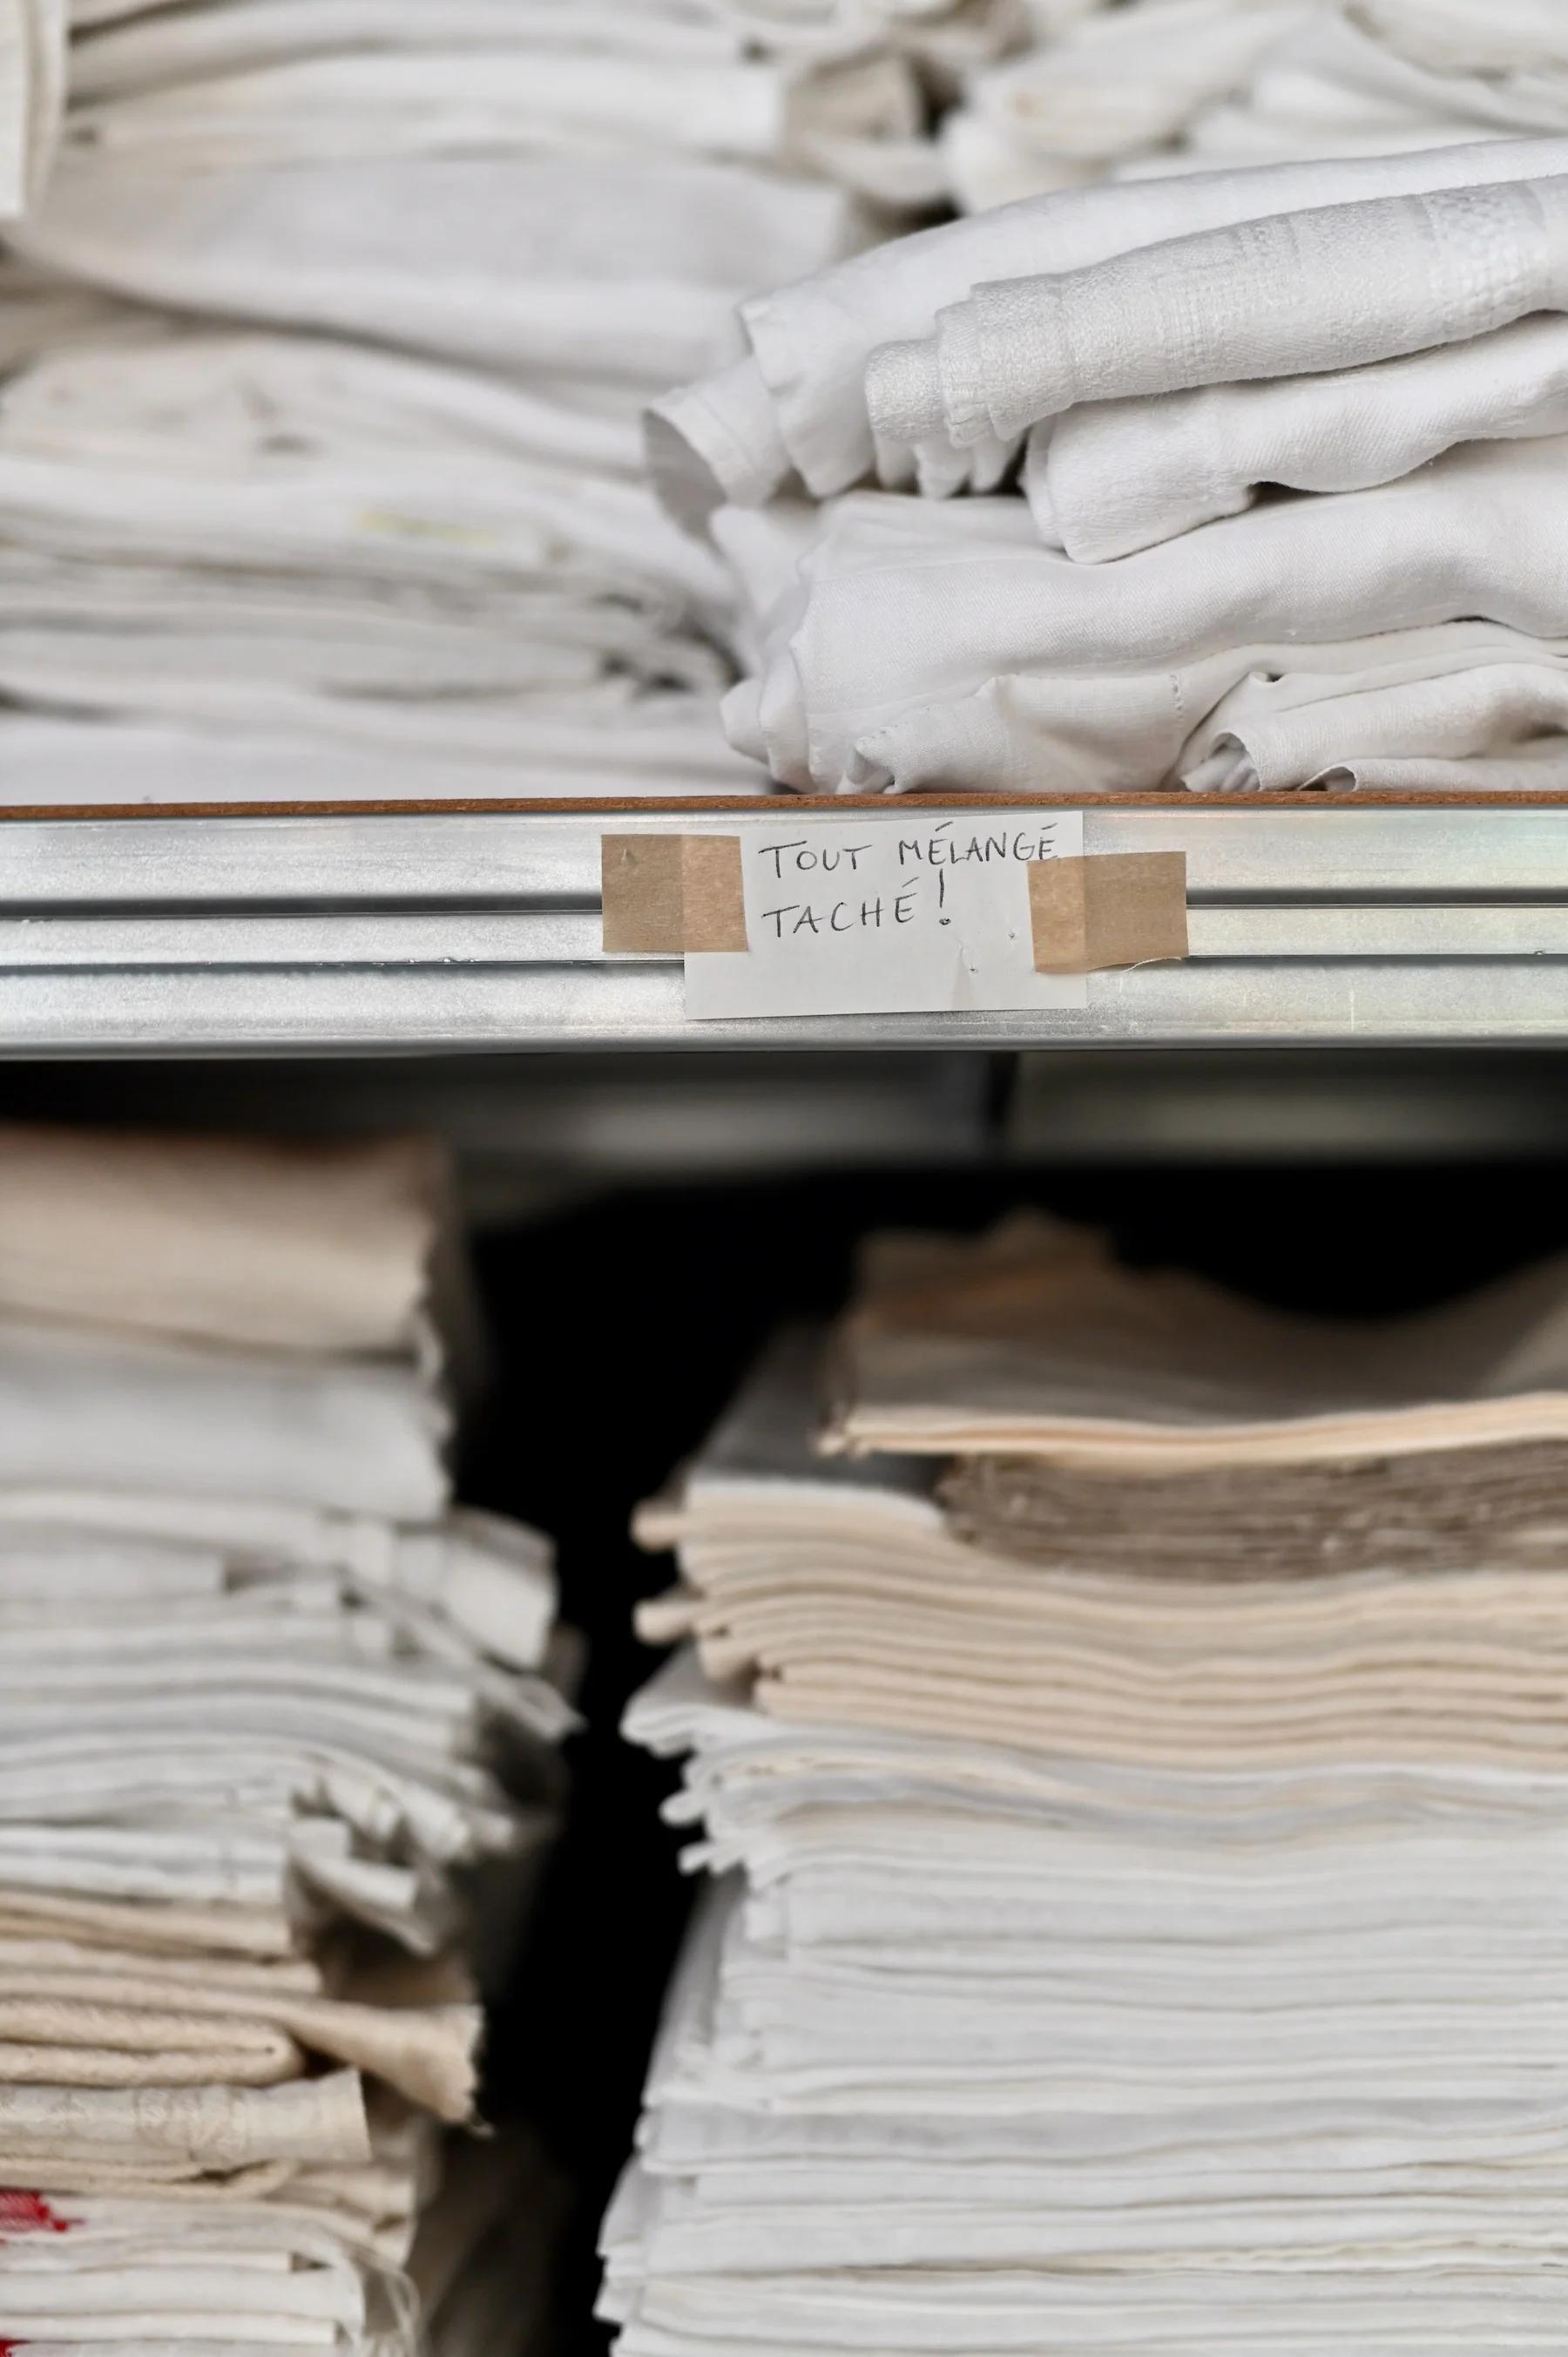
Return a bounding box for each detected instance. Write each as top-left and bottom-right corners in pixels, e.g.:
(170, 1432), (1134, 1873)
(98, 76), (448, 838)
(1025, 313), (1568, 562)
(868, 172), (1568, 454)
(646, 132), (1568, 526)
(728, 437), (1568, 789)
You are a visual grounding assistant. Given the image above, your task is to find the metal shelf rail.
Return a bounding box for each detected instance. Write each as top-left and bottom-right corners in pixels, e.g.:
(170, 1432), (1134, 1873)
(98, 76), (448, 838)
(5, 803), (1568, 1055)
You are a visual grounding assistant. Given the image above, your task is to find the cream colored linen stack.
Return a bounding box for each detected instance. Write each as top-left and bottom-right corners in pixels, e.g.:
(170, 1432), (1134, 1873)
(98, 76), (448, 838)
(602, 1237), (1568, 2353)
(0, 1121), (569, 2356)
(652, 133), (1568, 795)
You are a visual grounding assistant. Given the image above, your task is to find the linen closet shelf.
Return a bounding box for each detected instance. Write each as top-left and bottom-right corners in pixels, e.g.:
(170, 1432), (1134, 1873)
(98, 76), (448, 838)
(6, 800), (1568, 1056)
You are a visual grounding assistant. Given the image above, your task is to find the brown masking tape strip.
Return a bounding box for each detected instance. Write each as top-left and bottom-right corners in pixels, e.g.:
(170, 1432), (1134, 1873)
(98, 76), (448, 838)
(601, 834), (747, 954)
(1030, 850), (1189, 973)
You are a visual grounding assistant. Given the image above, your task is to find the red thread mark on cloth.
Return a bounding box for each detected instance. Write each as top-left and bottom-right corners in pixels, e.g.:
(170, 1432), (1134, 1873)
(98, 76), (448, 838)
(0, 2188), (68, 2235)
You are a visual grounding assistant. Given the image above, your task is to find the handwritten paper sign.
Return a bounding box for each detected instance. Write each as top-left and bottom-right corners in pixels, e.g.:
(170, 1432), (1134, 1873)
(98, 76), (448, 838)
(683, 814), (1089, 1021)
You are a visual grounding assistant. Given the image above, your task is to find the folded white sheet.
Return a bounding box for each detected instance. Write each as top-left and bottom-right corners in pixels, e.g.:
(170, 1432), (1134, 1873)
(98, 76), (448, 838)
(1172, 10), (1568, 178)
(940, 0), (1309, 213)
(1026, 313), (1568, 561)
(727, 439), (1568, 790)
(0, 701), (767, 806)
(608, 1245), (1568, 2353)
(869, 172), (1568, 452)
(18, 150), (863, 388)
(0, 1314), (448, 1519)
(646, 133), (1568, 523)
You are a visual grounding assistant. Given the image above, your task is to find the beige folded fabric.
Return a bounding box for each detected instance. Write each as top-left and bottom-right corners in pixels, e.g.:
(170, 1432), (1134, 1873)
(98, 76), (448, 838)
(0, 1121), (448, 1360)
(826, 1215), (1568, 1466)
(0, 1961), (477, 2117)
(643, 1323), (1568, 1768)
(943, 1439), (1568, 1575)
(0, 2006), (304, 2085)
(0, 1886), (299, 1957)
(0, 2068), (371, 2167)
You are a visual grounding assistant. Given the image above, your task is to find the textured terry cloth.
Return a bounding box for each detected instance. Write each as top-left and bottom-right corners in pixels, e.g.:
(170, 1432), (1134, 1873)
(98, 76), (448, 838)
(0, 1124), (443, 1360)
(1024, 314), (1568, 562)
(645, 132), (1568, 525)
(866, 173), (1568, 454)
(826, 1211), (1568, 1464)
(17, 150), (864, 389)
(939, 0), (1309, 214)
(725, 445), (1568, 791)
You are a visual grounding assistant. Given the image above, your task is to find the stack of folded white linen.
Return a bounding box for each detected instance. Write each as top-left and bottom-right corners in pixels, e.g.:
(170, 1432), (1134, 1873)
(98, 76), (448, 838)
(653, 134), (1568, 792)
(0, 1119), (571, 2355)
(599, 1231), (1568, 2354)
(940, 2), (1568, 213)
(1146, 2), (1568, 187)
(0, 0), (926, 804)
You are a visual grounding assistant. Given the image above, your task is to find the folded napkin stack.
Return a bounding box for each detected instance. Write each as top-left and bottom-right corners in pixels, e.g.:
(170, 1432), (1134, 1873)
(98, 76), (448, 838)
(0, 1120), (571, 2355)
(942, 2), (1568, 213)
(600, 1227), (1568, 2352)
(0, 0), (943, 804)
(652, 132), (1568, 793)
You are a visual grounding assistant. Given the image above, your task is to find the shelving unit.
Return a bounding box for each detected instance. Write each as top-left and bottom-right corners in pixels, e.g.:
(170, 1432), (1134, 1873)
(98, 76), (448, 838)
(7, 801), (1568, 1055)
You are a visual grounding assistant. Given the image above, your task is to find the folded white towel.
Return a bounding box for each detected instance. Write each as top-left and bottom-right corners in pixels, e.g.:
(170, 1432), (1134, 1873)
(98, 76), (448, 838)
(1025, 314), (1568, 561)
(869, 173), (1568, 453)
(648, 133), (1568, 524)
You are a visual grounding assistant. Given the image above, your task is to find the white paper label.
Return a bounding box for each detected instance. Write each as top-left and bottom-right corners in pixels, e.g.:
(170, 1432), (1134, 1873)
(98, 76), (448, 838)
(684, 814), (1088, 1021)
